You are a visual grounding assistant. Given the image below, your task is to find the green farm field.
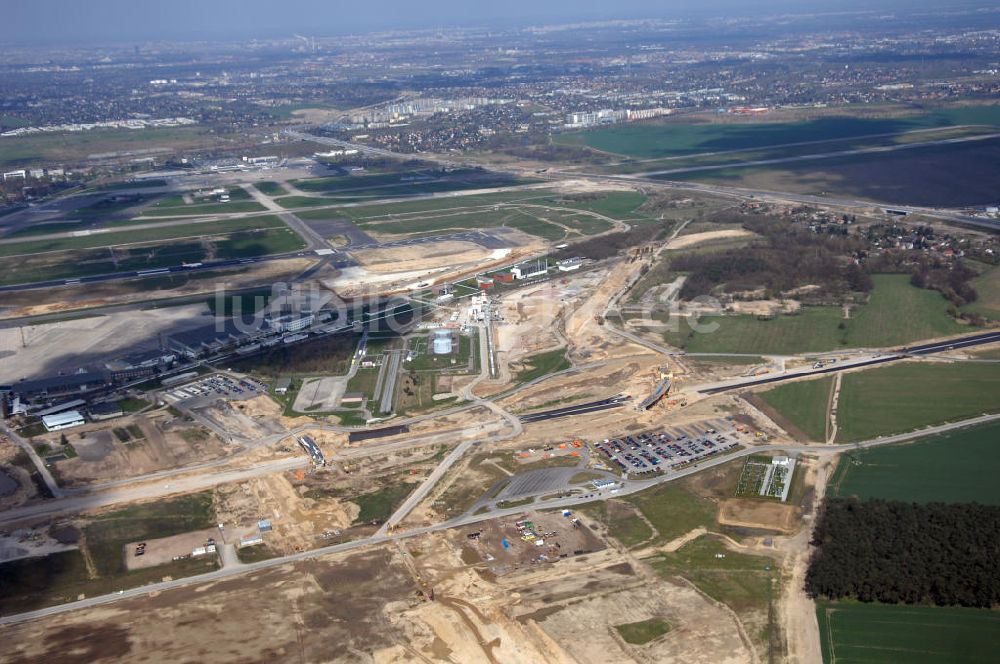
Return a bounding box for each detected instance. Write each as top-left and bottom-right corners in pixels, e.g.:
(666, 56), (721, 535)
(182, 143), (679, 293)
(666, 136), (1000, 208)
(558, 105), (1000, 159)
(0, 126), (221, 168)
(757, 362), (1000, 444)
(835, 362), (1000, 442)
(757, 376), (832, 441)
(816, 601), (1000, 664)
(599, 124), (995, 175)
(664, 275), (964, 354)
(828, 421), (1000, 504)
(963, 265), (1000, 320)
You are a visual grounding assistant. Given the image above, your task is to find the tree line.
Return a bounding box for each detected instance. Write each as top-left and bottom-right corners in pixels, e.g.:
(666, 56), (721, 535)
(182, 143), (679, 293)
(806, 498), (1000, 608)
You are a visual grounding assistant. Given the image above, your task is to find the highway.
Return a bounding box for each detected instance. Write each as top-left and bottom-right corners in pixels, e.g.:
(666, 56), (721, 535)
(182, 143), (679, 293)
(696, 330), (1000, 395)
(519, 395), (631, 423)
(3, 412), (997, 627)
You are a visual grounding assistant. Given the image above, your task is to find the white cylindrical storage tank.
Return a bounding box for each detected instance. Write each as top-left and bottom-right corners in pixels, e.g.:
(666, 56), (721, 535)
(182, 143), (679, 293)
(432, 329), (453, 355)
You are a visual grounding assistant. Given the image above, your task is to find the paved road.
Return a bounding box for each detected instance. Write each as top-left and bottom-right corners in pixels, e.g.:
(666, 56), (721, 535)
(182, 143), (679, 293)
(519, 395), (631, 423)
(697, 330), (1000, 395)
(4, 412), (997, 627)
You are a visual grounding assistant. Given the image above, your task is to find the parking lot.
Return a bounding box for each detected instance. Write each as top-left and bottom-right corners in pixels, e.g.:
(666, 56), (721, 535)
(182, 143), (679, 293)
(593, 418), (745, 476)
(164, 374), (266, 403)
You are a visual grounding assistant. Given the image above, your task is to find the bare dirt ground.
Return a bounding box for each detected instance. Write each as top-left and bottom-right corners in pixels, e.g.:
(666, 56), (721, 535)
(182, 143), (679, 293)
(495, 284), (570, 362)
(353, 241), (504, 273)
(505, 550), (754, 664)
(774, 455), (829, 664)
(213, 473), (361, 555)
(463, 512), (605, 575)
(718, 498), (800, 533)
(239, 394), (312, 431)
(124, 528), (218, 570)
(4, 548), (424, 664)
(326, 231), (544, 298)
(384, 514), (755, 664)
(48, 411), (231, 487)
(665, 229), (755, 250)
(496, 356), (652, 413)
(194, 397), (287, 440)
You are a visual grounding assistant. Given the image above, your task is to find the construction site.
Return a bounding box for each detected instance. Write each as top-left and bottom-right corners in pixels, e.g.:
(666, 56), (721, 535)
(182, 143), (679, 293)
(2, 148), (998, 664)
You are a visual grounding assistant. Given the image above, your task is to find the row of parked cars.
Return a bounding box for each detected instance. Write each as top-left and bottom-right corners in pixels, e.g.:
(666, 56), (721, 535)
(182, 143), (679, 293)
(171, 374), (264, 401)
(595, 424), (740, 474)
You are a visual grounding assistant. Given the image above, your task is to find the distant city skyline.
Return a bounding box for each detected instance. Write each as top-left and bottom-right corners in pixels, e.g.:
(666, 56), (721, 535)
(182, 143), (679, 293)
(3, 0), (993, 46)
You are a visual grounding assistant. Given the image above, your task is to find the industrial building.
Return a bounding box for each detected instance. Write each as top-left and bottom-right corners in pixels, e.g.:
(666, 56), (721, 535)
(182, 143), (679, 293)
(267, 314), (315, 333)
(476, 275), (495, 289)
(88, 401), (124, 421)
(12, 371), (113, 402)
(167, 318), (273, 358)
(42, 410), (85, 431)
(511, 259), (548, 280)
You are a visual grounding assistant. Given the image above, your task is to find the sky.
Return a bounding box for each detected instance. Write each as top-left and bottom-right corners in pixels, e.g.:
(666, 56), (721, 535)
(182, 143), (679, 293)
(1, 0), (988, 46)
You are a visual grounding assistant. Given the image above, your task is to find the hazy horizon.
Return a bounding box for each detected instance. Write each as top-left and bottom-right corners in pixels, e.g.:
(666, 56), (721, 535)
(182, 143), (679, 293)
(3, 0), (995, 47)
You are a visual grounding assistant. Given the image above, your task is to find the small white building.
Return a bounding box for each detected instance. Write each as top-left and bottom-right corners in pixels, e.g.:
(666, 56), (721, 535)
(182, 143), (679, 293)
(42, 410), (85, 432)
(557, 257), (583, 272)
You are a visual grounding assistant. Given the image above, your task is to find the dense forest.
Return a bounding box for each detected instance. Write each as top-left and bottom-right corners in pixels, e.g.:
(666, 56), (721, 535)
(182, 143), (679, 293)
(806, 498), (1000, 608)
(672, 214), (871, 300)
